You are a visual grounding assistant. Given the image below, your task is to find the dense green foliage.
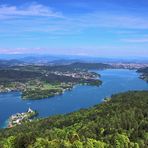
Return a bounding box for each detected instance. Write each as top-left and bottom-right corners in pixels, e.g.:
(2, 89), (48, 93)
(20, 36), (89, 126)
(22, 88), (63, 99)
(0, 69), (41, 83)
(0, 91), (148, 147)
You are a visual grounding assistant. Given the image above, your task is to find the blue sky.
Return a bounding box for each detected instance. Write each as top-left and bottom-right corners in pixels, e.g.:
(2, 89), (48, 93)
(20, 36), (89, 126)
(0, 0), (148, 57)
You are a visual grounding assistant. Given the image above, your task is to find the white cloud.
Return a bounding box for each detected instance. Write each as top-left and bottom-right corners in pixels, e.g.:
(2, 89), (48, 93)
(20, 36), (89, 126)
(121, 38), (148, 43)
(0, 45), (148, 57)
(73, 11), (148, 29)
(0, 3), (148, 36)
(0, 3), (63, 18)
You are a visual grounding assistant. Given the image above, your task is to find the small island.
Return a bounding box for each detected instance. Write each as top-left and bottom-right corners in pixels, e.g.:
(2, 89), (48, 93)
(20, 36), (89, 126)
(8, 108), (38, 128)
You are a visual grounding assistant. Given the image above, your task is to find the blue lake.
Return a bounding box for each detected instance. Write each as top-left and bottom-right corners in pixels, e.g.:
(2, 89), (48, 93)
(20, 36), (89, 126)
(0, 69), (147, 128)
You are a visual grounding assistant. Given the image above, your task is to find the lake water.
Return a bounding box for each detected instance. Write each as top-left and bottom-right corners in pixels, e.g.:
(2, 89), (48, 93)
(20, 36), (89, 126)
(0, 69), (147, 128)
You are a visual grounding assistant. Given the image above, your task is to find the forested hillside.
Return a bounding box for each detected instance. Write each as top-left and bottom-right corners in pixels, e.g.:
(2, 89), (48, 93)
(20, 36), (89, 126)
(0, 91), (148, 147)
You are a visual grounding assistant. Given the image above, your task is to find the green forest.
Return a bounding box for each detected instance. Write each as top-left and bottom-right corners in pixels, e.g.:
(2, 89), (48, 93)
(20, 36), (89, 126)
(0, 91), (148, 148)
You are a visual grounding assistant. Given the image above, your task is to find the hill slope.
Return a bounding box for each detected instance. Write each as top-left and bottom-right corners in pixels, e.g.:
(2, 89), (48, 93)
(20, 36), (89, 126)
(0, 91), (148, 147)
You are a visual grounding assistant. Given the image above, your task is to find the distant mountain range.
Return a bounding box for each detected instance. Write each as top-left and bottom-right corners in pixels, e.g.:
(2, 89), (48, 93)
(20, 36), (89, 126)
(0, 54), (148, 65)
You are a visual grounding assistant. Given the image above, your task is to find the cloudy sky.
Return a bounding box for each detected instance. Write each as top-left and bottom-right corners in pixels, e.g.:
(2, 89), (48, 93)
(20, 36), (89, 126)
(0, 0), (148, 57)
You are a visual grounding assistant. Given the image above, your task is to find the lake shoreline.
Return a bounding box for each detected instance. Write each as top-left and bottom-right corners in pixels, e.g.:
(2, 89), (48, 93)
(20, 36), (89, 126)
(0, 69), (147, 128)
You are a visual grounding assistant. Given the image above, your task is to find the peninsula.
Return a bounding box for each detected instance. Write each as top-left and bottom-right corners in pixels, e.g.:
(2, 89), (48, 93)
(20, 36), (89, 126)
(137, 67), (148, 82)
(0, 62), (107, 100)
(8, 108), (38, 128)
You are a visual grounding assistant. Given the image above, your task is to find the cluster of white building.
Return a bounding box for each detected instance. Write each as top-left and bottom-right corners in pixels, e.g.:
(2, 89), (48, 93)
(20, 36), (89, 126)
(50, 71), (98, 80)
(8, 108), (34, 127)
